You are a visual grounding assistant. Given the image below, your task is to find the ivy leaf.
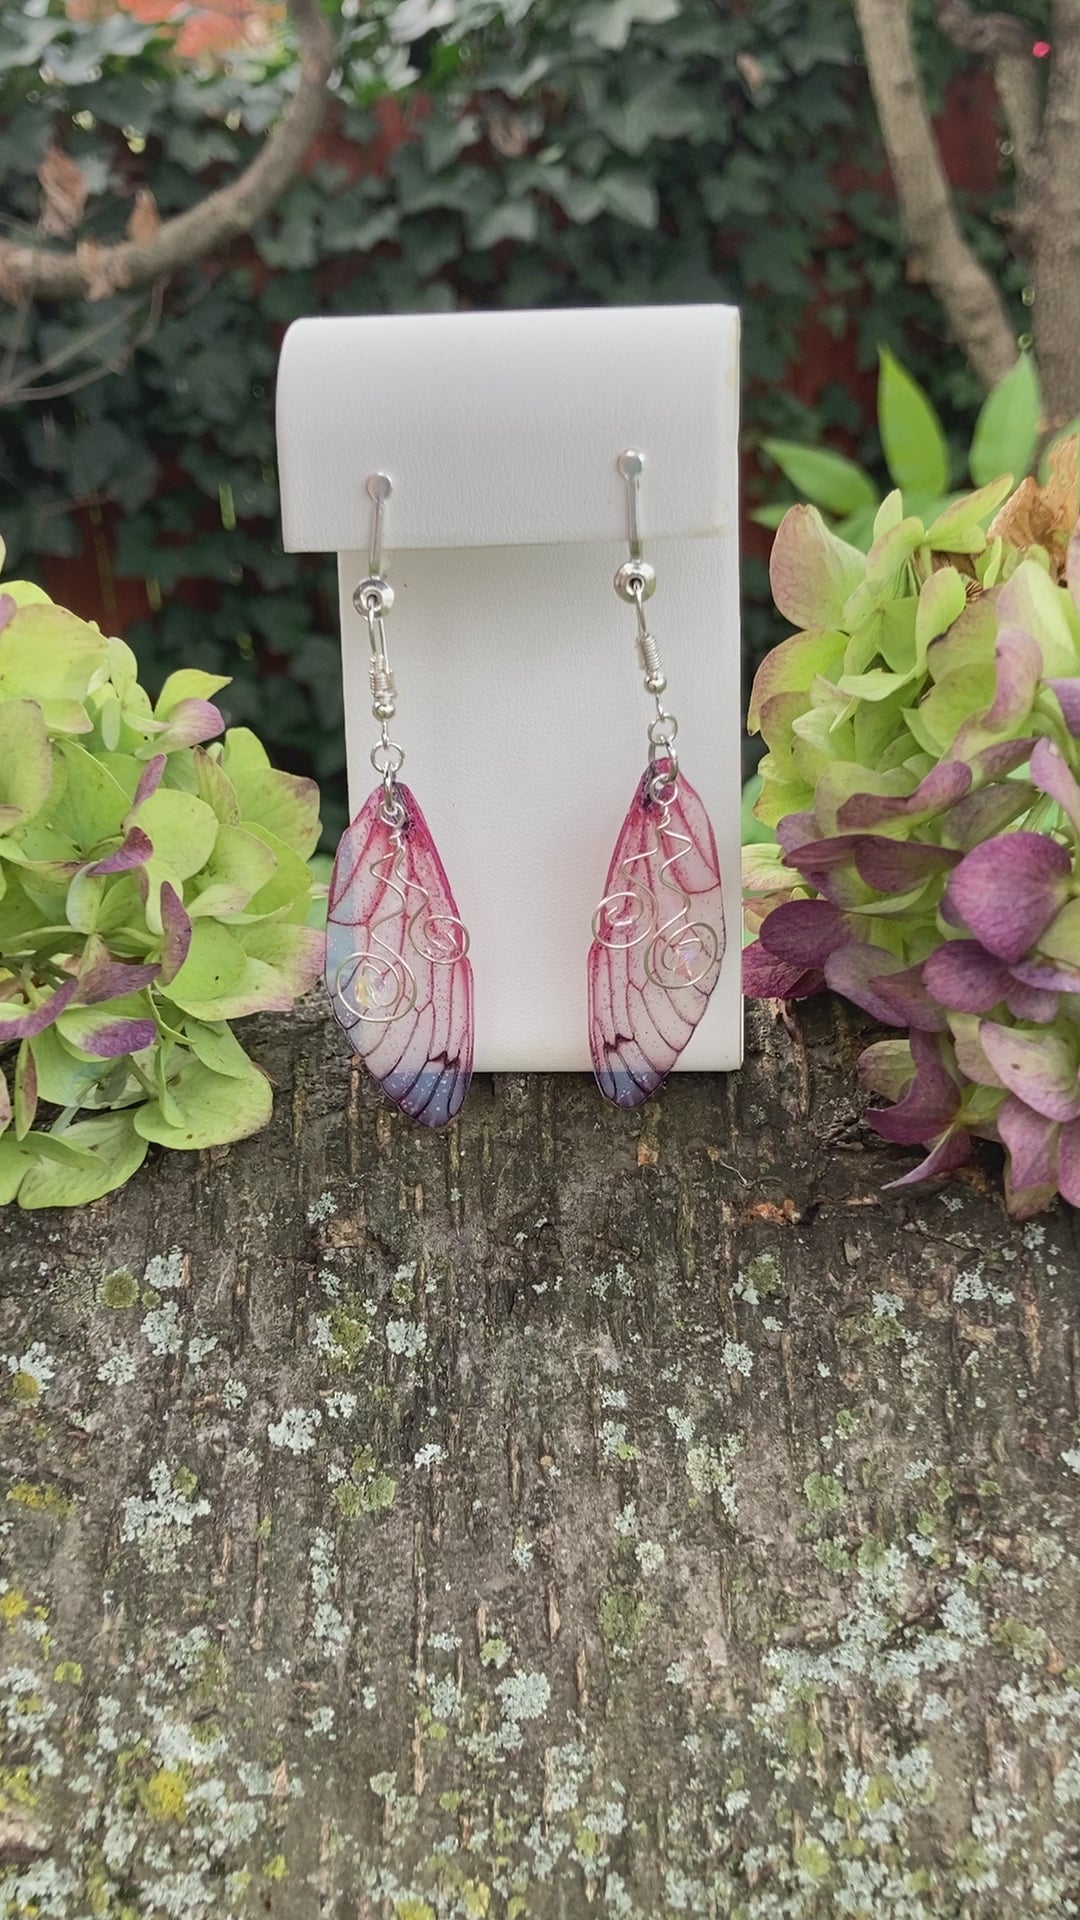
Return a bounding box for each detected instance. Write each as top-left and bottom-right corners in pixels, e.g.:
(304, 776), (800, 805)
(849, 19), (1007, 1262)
(878, 349), (950, 499)
(573, 0), (681, 52)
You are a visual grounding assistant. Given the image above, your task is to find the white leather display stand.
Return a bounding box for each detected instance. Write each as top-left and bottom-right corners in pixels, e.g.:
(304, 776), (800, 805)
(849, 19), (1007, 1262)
(277, 306), (742, 1073)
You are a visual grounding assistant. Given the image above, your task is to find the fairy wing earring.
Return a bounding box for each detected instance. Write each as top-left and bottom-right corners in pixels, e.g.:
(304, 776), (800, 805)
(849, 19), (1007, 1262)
(324, 475), (474, 1127)
(588, 451), (726, 1109)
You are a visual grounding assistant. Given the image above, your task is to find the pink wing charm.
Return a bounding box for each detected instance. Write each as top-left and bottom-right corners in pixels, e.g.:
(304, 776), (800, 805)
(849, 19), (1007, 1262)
(589, 760), (725, 1108)
(325, 783), (473, 1127)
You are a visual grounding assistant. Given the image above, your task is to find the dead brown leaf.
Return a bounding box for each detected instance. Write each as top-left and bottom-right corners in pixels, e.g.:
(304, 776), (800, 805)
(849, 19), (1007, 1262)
(989, 434), (1079, 578)
(38, 142), (88, 239)
(126, 187), (162, 248)
(736, 50), (766, 91)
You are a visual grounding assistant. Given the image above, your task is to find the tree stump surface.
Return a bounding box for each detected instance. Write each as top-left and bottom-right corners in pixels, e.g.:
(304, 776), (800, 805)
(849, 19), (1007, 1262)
(1, 999), (1079, 1920)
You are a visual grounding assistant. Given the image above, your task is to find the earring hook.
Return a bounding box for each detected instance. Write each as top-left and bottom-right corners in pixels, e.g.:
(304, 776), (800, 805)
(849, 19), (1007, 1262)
(617, 449), (644, 562)
(366, 471), (391, 579)
(614, 448), (656, 605)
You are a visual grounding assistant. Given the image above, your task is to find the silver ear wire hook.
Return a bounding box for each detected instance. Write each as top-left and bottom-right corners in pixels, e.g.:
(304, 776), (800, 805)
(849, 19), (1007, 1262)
(612, 449), (677, 787)
(354, 472), (403, 808)
(367, 470), (391, 578)
(614, 449), (656, 605)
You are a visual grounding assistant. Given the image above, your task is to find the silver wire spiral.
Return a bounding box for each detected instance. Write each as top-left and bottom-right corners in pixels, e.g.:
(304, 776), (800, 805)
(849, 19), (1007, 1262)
(334, 824), (470, 1026)
(592, 791), (718, 992)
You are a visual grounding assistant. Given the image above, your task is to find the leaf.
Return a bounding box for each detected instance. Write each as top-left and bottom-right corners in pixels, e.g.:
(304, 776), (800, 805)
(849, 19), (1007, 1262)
(597, 170), (658, 228)
(182, 1018), (256, 1080)
(573, 0), (680, 51)
(762, 440), (878, 518)
(38, 141), (88, 238)
(155, 668), (232, 716)
(16, 1112), (149, 1208)
(970, 355), (1042, 489)
(878, 349), (950, 499)
(132, 1052), (272, 1151)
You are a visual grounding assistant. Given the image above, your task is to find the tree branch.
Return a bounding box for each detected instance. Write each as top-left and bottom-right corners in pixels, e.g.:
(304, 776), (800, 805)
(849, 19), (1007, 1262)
(1030, 0), (1080, 427)
(934, 0), (1042, 182)
(0, 0), (336, 305)
(854, 0), (1019, 392)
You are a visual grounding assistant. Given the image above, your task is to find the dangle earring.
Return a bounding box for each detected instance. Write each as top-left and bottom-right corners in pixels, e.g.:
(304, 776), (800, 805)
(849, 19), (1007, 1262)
(588, 451), (726, 1109)
(324, 475), (474, 1127)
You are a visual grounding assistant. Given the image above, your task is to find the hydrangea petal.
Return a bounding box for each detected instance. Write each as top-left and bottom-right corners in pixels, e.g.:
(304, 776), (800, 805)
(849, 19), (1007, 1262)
(858, 1037), (918, 1102)
(1031, 737), (1080, 836)
(1045, 679), (1080, 737)
(881, 1128), (973, 1189)
(922, 940), (1012, 1014)
(741, 942), (824, 1000)
(982, 624), (1042, 730)
(1011, 954), (1080, 992)
(972, 737), (1037, 781)
(979, 1019), (1080, 1121)
(86, 826), (154, 876)
(769, 506), (864, 631)
(79, 1017), (159, 1058)
(758, 898), (851, 967)
(945, 833), (1071, 964)
(871, 964), (949, 1031)
(868, 1029), (961, 1144)
(159, 882), (193, 986)
(941, 782), (1037, 851)
(838, 760), (971, 830)
(131, 755), (166, 812)
(775, 810), (819, 854)
(823, 943), (910, 1027)
(1005, 981), (1058, 1024)
(997, 1094), (1059, 1193)
(853, 837), (959, 894)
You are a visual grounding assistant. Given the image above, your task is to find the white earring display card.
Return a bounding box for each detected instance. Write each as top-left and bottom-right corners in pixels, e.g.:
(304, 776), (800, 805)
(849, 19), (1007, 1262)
(277, 305), (742, 1075)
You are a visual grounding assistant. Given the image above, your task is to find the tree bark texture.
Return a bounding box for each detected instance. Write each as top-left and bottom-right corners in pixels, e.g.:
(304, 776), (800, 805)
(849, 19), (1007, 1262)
(854, 0), (1020, 398)
(2, 999), (1080, 1918)
(1031, 2), (1080, 432)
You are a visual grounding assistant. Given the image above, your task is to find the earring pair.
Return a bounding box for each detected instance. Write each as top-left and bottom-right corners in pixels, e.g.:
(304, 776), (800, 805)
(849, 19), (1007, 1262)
(323, 455), (726, 1128)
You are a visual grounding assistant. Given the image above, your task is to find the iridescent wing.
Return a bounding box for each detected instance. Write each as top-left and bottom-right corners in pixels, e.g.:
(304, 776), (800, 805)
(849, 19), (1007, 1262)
(588, 761), (725, 1108)
(325, 783), (473, 1127)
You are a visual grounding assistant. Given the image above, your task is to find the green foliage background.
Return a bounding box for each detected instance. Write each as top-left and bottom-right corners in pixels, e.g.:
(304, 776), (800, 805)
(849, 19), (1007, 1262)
(0, 0), (1034, 841)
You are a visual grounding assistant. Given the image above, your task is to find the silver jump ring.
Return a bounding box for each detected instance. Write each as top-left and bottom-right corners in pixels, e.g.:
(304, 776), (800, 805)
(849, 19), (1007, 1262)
(371, 739), (405, 776)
